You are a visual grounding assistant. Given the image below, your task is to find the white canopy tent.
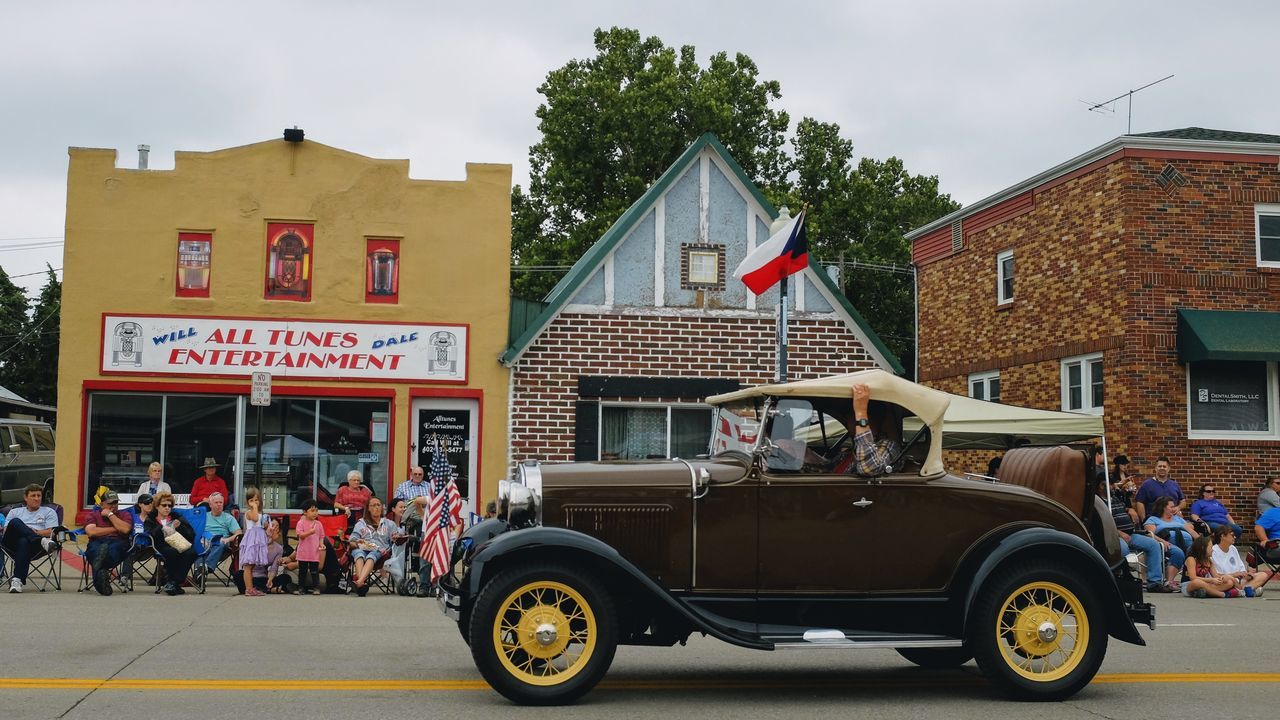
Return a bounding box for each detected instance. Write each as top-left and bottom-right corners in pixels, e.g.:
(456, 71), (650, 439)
(903, 393), (1104, 450)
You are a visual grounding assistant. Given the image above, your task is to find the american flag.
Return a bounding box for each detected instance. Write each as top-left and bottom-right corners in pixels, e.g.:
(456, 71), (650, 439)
(420, 436), (461, 583)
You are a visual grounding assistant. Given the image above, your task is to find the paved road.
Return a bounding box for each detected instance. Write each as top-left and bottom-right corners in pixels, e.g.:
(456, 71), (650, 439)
(2, 578), (1277, 720)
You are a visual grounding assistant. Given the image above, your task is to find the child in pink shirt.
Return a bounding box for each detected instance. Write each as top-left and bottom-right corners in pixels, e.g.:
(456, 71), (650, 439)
(295, 500), (323, 594)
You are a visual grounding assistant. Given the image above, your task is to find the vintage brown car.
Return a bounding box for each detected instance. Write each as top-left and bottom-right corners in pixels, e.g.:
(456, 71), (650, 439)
(438, 370), (1153, 705)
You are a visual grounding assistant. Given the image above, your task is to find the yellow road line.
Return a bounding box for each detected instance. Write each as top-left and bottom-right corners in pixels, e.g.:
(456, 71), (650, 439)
(0, 673), (1278, 692)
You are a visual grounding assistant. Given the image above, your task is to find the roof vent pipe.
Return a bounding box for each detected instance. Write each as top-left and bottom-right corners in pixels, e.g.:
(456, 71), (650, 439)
(137, 144), (150, 170)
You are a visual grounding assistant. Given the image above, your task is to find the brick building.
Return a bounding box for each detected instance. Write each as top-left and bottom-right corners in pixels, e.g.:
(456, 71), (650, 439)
(503, 134), (901, 467)
(908, 127), (1280, 523)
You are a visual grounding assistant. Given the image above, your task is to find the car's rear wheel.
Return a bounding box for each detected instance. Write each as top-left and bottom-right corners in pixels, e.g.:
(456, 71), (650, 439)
(896, 646), (972, 668)
(469, 563), (617, 705)
(970, 561), (1107, 701)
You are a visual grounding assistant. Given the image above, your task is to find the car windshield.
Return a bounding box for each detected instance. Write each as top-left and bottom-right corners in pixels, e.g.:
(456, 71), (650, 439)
(709, 400), (761, 455)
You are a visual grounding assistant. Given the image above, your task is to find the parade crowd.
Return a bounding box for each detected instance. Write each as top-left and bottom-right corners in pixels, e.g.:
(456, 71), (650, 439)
(0, 456), (475, 598)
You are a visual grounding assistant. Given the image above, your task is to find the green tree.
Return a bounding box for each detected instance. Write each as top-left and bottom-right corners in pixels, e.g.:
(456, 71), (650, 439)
(0, 266), (31, 396)
(512, 26), (790, 299)
(6, 266), (60, 405)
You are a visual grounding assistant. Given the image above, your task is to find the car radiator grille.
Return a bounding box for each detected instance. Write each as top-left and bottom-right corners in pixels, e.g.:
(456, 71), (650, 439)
(561, 504), (672, 571)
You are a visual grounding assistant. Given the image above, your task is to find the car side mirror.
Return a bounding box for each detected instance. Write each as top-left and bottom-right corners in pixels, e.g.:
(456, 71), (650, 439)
(7, 444), (17, 453)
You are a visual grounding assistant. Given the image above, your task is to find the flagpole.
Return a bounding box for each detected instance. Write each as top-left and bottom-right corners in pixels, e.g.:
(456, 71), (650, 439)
(777, 276), (788, 383)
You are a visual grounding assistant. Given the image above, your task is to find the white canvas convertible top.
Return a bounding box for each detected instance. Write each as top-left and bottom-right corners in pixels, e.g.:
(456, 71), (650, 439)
(706, 369), (951, 476)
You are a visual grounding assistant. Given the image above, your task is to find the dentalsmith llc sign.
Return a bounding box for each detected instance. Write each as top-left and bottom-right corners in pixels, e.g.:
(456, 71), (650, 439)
(102, 314), (467, 383)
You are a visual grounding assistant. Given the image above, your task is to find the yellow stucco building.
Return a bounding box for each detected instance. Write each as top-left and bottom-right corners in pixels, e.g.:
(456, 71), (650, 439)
(55, 133), (512, 517)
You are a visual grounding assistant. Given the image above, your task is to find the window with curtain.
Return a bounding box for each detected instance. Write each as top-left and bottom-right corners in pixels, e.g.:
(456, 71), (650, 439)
(600, 405), (714, 460)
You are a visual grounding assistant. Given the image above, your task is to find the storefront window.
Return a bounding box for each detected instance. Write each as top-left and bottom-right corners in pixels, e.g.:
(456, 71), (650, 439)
(165, 395), (238, 495)
(316, 399), (390, 508)
(85, 391), (390, 509)
(86, 394), (163, 504)
(1188, 360), (1276, 438)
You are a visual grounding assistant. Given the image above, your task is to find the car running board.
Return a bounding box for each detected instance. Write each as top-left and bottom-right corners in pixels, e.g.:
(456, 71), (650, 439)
(773, 630), (964, 650)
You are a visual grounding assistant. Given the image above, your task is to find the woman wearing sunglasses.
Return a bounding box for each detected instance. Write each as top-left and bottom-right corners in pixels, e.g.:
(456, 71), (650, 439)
(1190, 484), (1244, 537)
(144, 492), (198, 596)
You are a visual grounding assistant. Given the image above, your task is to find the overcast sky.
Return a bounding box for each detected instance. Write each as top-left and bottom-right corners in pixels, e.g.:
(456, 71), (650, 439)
(2, 1), (1276, 297)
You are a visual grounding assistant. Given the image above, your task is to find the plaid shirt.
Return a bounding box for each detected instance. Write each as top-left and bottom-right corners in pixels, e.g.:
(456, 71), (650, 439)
(394, 479), (432, 501)
(852, 431), (900, 475)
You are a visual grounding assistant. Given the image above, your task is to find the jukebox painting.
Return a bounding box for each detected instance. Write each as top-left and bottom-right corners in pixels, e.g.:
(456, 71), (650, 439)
(364, 238), (400, 304)
(264, 222), (314, 301)
(175, 232), (212, 297)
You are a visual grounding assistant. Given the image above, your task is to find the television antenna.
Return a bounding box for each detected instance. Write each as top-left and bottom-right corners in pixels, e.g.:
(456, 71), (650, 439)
(1083, 74), (1174, 134)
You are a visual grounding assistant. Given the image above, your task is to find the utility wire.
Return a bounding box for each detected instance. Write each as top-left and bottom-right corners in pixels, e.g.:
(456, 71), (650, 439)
(0, 300), (61, 359)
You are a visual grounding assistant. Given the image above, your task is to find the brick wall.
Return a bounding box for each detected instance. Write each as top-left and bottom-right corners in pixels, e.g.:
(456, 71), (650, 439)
(510, 313), (881, 468)
(919, 151), (1280, 526)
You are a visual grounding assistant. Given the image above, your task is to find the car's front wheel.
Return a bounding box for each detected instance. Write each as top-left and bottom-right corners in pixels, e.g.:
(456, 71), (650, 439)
(970, 560), (1108, 701)
(468, 562), (617, 705)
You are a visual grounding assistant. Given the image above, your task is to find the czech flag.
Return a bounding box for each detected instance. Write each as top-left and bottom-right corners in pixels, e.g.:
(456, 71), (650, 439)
(733, 210), (808, 295)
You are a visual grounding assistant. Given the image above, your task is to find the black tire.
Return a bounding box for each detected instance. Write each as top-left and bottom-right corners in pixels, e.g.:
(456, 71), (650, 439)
(468, 562), (617, 706)
(896, 646), (972, 669)
(969, 560), (1108, 701)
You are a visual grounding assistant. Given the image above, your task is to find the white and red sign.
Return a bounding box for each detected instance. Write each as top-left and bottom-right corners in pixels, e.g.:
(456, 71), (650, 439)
(101, 314), (468, 383)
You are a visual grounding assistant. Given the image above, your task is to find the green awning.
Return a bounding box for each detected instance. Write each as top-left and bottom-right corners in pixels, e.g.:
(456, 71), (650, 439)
(1177, 309), (1280, 363)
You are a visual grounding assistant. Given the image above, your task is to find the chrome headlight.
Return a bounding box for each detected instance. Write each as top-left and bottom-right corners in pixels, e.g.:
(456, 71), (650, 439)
(508, 461), (543, 526)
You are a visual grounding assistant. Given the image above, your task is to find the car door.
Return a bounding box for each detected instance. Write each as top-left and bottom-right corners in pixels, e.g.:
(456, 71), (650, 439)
(755, 399), (880, 596)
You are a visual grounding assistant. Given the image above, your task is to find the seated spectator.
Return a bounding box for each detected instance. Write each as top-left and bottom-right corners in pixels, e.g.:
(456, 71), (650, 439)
(190, 458), (230, 508)
(388, 497), (407, 527)
(136, 461), (172, 498)
(2, 484), (60, 593)
(1145, 495), (1198, 553)
(1143, 496), (1193, 592)
(1182, 535), (1237, 598)
(1190, 483), (1243, 537)
(1258, 476), (1280, 516)
(1112, 455), (1136, 518)
(334, 470), (372, 530)
(348, 496), (398, 596)
(395, 466), (431, 539)
(84, 491), (134, 596)
(1253, 503), (1280, 566)
(1210, 525), (1269, 597)
(195, 492), (241, 576)
(144, 491), (197, 595)
(484, 499), (498, 519)
(1105, 477), (1166, 592)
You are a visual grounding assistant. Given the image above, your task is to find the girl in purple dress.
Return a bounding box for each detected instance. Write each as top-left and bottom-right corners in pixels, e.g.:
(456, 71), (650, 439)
(238, 488), (270, 597)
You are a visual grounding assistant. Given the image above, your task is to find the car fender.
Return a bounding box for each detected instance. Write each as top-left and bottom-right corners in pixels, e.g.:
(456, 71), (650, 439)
(962, 526), (1145, 646)
(467, 526), (771, 650)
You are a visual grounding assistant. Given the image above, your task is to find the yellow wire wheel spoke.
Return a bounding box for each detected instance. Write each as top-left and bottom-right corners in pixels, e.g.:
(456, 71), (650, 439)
(492, 580), (598, 687)
(994, 580), (1089, 683)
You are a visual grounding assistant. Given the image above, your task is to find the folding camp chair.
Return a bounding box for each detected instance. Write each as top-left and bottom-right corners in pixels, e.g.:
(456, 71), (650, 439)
(173, 506), (235, 594)
(1, 503), (71, 592)
(75, 528), (136, 594)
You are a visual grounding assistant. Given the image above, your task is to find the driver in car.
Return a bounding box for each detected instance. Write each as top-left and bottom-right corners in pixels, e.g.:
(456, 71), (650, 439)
(835, 382), (902, 475)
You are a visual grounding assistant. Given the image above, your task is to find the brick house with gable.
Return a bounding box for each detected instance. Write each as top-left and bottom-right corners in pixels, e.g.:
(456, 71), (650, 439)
(503, 133), (902, 467)
(909, 127), (1280, 524)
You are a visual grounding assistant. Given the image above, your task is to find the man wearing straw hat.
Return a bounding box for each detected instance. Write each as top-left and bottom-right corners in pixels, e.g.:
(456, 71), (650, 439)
(190, 457), (230, 508)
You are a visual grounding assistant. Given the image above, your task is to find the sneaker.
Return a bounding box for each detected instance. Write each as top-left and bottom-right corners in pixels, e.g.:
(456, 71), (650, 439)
(1245, 586), (1256, 598)
(1190, 588), (1207, 599)
(1256, 586), (1265, 597)
(1226, 588), (1241, 598)
(357, 584), (369, 597)
(163, 582), (179, 596)
(9, 577), (22, 593)
(40, 537), (56, 553)
(93, 569), (112, 596)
